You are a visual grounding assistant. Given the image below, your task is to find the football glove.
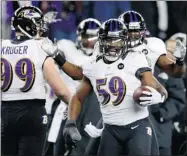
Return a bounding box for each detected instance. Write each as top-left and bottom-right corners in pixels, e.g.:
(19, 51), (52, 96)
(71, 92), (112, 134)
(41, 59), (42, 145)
(170, 32), (186, 46)
(63, 120), (82, 150)
(139, 86), (165, 107)
(41, 38), (66, 66)
(173, 39), (186, 65)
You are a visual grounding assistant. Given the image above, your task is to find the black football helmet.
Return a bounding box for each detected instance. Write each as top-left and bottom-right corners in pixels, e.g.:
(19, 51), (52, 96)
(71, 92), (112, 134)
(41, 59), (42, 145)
(11, 6), (45, 38)
(118, 11), (146, 48)
(98, 18), (128, 62)
(76, 18), (101, 56)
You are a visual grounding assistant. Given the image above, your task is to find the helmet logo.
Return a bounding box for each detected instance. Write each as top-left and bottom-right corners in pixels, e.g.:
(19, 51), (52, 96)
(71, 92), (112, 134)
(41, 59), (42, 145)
(18, 12), (24, 18)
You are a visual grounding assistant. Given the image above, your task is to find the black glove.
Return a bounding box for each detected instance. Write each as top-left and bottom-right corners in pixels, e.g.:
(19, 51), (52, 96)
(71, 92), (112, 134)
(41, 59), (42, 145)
(63, 120), (82, 150)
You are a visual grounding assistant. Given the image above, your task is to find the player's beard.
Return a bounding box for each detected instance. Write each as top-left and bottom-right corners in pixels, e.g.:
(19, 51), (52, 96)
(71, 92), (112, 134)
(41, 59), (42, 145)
(103, 49), (122, 62)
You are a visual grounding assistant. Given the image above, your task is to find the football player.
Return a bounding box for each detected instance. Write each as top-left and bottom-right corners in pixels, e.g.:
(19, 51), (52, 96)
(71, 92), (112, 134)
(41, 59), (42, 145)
(118, 10), (186, 155)
(1, 6), (71, 156)
(63, 19), (168, 156)
(118, 11), (186, 77)
(84, 11), (179, 156)
(42, 18), (101, 156)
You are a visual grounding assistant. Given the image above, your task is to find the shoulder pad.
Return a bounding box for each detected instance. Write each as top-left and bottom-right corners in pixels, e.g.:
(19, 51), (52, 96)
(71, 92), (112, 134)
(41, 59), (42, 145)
(57, 39), (75, 47)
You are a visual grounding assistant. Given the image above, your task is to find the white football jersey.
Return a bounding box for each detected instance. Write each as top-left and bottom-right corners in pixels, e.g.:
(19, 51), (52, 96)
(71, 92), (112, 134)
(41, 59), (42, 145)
(131, 37), (167, 73)
(1, 38), (48, 101)
(82, 45), (151, 126)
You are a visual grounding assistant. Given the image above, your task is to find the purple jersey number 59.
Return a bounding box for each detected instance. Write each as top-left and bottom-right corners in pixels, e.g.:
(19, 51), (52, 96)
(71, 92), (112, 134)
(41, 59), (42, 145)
(96, 76), (126, 106)
(1, 58), (35, 92)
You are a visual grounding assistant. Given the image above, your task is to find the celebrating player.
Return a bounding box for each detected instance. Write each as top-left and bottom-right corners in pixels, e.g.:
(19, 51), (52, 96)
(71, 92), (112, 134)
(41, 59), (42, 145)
(118, 11), (186, 77)
(1, 6), (71, 156)
(85, 11), (187, 156)
(63, 19), (168, 156)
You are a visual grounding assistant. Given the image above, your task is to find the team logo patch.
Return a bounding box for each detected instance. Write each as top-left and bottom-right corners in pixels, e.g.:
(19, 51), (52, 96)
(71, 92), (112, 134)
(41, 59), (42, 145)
(42, 115), (48, 124)
(118, 63), (124, 70)
(146, 127), (152, 136)
(142, 49), (148, 55)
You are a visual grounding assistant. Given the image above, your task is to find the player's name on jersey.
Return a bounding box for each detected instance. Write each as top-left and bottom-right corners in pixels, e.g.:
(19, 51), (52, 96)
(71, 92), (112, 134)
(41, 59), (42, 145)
(1, 46), (28, 55)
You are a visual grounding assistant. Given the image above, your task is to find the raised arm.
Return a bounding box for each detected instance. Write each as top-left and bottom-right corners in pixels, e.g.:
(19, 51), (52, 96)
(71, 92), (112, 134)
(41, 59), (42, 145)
(61, 61), (83, 80)
(41, 38), (83, 80)
(43, 57), (71, 104)
(157, 54), (185, 78)
(157, 39), (186, 77)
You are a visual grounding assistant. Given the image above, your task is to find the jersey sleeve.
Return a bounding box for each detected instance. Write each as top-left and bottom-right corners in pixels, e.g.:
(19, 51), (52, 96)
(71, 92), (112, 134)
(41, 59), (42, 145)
(57, 39), (75, 56)
(57, 39), (81, 65)
(148, 37), (167, 57)
(128, 52), (152, 80)
(81, 59), (93, 78)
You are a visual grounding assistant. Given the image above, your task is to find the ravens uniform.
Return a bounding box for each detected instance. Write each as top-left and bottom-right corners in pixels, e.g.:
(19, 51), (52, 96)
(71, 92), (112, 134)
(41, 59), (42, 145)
(1, 6), (71, 156)
(63, 19), (167, 156)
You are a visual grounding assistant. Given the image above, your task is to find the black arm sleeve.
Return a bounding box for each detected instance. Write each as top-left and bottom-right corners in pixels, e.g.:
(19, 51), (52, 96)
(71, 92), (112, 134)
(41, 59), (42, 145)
(135, 67), (152, 80)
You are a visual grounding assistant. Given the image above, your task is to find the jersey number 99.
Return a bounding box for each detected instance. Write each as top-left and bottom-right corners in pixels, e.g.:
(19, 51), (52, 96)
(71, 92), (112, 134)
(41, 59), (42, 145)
(96, 76), (126, 106)
(1, 58), (35, 92)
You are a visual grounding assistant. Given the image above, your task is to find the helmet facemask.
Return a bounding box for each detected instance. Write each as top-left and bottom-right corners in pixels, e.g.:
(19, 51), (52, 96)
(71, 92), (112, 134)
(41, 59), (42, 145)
(76, 18), (101, 56)
(98, 18), (128, 63)
(99, 36), (126, 62)
(118, 11), (146, 48)
(77, 33), (98, 56)
(127, 22), (145, 48)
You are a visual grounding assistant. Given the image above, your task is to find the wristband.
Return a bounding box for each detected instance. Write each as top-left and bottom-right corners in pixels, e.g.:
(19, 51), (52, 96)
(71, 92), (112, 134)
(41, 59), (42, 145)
(53, 52), (66, 67)
(65, 120), (76, 128)
(176, 59), (184, 66)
